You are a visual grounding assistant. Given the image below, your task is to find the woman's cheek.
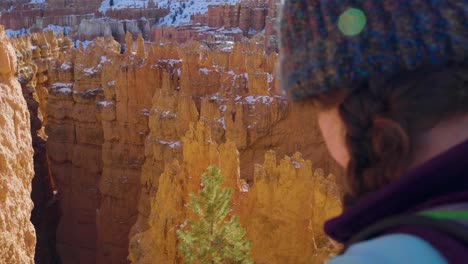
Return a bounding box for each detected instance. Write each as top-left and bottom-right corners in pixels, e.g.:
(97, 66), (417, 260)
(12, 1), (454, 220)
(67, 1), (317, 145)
(317, 108), (350, 169)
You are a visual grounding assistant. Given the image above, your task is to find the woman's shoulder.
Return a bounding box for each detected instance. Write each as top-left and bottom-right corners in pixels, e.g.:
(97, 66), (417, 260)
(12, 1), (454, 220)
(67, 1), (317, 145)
(327, 233), (447, 264)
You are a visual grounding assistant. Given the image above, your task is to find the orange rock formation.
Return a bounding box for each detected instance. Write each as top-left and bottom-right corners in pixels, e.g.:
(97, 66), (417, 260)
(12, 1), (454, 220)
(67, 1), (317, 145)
(11, 29), (341, 264)
(129, 120), (341, 264)
(0, 26), (36, 264)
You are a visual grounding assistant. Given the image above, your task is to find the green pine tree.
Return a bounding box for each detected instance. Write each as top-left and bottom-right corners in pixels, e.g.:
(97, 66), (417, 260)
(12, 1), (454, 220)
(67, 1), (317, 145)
(109, 0), (114, 7)
(177, 166), (253, 264)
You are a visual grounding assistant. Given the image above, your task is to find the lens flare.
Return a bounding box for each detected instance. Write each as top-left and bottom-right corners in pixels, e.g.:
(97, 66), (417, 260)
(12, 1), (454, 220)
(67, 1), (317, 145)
(338, 8), (367, 36)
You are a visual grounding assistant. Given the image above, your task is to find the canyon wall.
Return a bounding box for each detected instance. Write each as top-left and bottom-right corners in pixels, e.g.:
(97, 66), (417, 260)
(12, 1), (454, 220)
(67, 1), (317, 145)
(12, 29), (341, 263)
(13, 29), (62, 263)
(2, 0), (279, 52)
(0, 0), (103, 30)
(150, 0), (280, 52)
(0, 0), (166, 43)
(0, 26), (36, 264)
(0, 0), (165, 30)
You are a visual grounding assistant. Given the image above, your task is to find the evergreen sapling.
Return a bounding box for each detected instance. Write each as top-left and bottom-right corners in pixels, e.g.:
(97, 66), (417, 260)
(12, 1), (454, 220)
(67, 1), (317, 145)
(177, 166), (253, 264)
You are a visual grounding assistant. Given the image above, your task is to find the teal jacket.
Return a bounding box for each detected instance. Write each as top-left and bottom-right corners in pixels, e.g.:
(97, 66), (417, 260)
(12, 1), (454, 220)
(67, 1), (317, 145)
(328, 234), (447, 264)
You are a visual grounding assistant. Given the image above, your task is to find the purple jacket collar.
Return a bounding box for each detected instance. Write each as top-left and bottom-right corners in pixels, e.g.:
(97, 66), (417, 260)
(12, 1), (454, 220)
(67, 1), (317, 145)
(325, 138), (468, 243)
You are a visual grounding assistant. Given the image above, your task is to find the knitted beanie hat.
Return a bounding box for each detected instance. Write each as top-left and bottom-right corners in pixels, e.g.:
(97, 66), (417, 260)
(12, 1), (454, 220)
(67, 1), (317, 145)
(279, 0), (468, 100)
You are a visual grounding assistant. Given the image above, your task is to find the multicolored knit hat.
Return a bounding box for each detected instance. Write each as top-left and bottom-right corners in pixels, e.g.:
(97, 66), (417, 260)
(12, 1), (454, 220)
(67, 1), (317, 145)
(279, 0), (468, 100)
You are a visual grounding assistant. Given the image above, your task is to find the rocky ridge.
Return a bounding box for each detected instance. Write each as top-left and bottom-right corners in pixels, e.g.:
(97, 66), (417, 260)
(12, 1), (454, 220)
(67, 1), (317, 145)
(2, 0), (279, 52)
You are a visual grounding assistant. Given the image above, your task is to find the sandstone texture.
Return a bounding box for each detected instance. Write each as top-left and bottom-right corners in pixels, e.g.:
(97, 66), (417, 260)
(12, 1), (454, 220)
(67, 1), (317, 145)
(11, 28), (341, 263)
(244, 151), (341, 263)
(0, 26), (36, 264)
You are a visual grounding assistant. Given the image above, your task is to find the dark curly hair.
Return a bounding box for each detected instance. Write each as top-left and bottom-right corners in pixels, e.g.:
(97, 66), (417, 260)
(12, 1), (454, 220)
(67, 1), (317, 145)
(312, 62), (468, 208)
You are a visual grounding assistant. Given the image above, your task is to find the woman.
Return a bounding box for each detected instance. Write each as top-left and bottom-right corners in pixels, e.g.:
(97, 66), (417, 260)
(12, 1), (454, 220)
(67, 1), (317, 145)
(279, 1), (468, 263)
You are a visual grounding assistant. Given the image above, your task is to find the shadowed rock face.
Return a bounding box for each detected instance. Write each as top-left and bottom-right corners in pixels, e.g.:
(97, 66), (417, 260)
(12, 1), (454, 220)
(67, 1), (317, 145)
(14, 29), (62, 263)
(0, 26), (36, 264)
(11, 28), (341, 263)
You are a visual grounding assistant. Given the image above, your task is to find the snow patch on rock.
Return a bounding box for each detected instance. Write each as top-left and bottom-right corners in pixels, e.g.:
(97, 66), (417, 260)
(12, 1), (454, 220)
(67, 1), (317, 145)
(97, 101), (114, 107)
(5, 28), (30, 38)
(156, 139), (181, 148)
(99, 0), (153, 13)
(74, 40), (93, 50)
(199, 68), (210, 75)
(241, 183), (249, 193)
(44, 24), (71, 36)
(83, 67), (97, 75)
(50, 83), (74, 94)
(157, 0), (242, 26)
(245, 95), (274, 105)
(60, 62), (73, 71)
